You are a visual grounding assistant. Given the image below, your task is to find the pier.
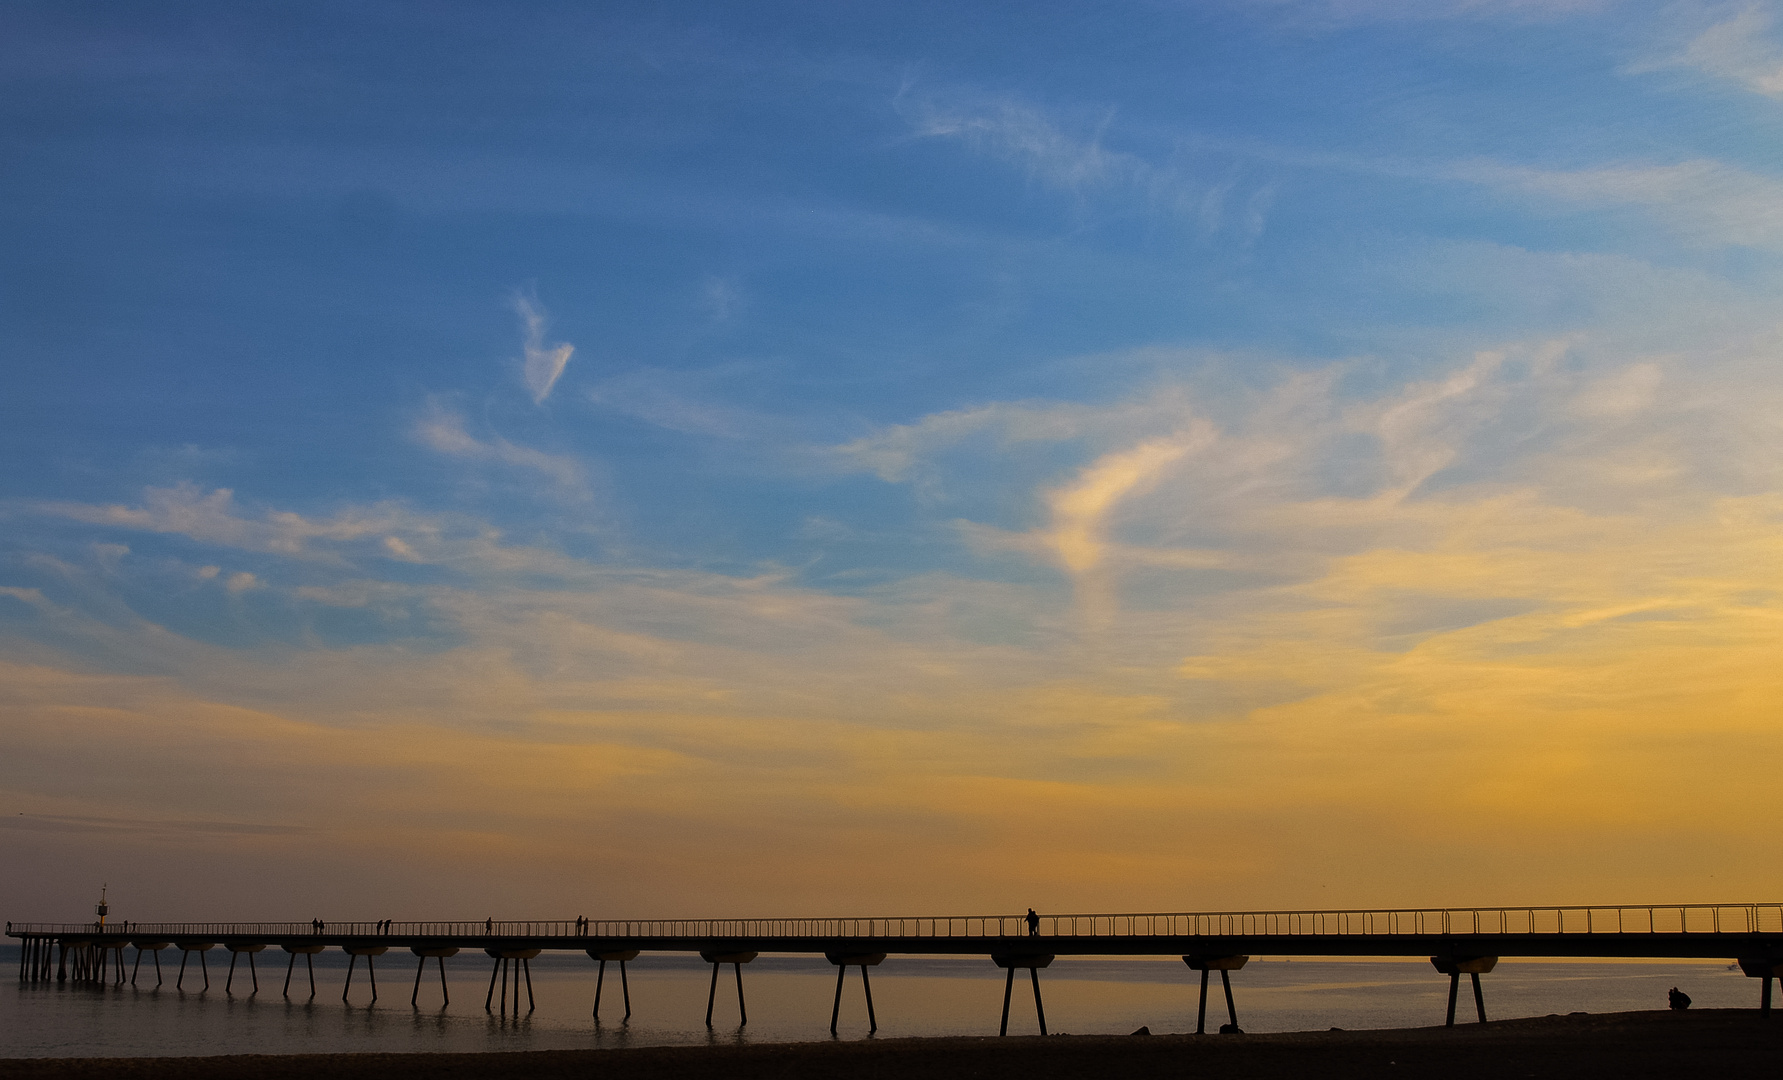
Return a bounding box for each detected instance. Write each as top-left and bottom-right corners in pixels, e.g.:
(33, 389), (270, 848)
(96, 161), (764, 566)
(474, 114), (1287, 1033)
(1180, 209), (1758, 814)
(12, 903), (1783, 1031)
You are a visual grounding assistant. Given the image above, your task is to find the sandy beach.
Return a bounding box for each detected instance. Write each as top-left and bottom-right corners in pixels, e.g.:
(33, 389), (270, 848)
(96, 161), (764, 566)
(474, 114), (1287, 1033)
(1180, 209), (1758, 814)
(0, 1010), (1775, 1080)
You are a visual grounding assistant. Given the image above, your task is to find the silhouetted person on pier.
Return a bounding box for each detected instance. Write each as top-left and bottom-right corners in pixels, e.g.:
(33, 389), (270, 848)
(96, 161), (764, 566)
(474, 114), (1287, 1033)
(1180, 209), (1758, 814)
(576, 916), (587, 935)
(486, 917), (493, 934)
(1668, 987), (1691, 1011)
(1026, 908), (1040, 936)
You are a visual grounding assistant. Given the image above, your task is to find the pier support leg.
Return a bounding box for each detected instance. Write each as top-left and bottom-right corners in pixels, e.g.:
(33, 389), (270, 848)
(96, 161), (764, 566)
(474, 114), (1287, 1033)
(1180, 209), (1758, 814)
(344, 954), (357, 1003)
(307, 953), (315, 998)
(199, 950), (209, 991)
(440, 956), (450, 1006)
(1433, 957), (1496, 1027)
(412, 956), (424, 1007)
(485, 957), (500, 1012)
(154, 949), (163, 988)
(1742, 960), (1783, 1016)
(993, 954), (1053, 1036)
(697, 950), (754, 1027)
(589, 953), (634, 1022)
(367, 954), (376, 1004)
(1184, 956), (1247, 1034)
(826, 954), (885, 1035)
(285, 952), (295, 998)
(706, 961), (719, 1027)
(228, 950), (239, 994)
(177, 950), (188, 991)
(133, 948), (143, 986)
(524, 958), (535, 1012)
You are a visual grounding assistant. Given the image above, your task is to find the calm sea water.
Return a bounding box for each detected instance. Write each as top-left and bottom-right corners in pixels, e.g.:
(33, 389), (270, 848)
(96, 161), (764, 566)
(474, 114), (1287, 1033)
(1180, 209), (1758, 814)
(0, 945), (1760, 1058)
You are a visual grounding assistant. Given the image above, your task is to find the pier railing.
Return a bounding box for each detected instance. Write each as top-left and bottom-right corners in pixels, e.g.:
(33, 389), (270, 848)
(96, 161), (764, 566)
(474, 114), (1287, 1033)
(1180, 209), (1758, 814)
(11, 904), (1783, 940)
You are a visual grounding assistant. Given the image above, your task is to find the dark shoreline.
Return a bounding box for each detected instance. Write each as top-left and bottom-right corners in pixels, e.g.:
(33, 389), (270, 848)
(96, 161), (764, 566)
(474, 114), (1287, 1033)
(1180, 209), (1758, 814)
(2, 1010), (1779, 1079)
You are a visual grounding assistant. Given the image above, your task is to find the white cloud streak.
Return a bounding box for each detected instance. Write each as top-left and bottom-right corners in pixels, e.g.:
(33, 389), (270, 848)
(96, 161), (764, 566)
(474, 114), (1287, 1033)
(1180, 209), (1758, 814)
(1666, 4), (1783, 97)
(415, 404), (589, 497)
(902, 92), (1275, 236)
(1453, 158), (1783, 250)
(516, 294), (575, 404)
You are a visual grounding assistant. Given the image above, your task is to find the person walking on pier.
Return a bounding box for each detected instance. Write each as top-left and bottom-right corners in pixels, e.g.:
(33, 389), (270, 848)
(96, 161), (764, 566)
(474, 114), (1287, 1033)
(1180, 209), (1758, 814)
(1026, 908), (1040, 936)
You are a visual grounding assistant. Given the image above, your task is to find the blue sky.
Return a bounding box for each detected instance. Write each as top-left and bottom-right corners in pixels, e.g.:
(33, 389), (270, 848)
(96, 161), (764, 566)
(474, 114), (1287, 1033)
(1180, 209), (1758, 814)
(4, 1), (1783, 919)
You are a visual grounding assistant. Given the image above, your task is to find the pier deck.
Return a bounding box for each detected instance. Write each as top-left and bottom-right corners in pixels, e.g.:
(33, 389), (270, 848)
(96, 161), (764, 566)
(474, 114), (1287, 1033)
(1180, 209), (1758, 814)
(14, 903), (1783, 1029)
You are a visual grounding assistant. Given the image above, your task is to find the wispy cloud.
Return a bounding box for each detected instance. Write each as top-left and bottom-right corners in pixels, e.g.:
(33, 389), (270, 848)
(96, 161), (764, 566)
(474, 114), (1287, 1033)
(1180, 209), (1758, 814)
(901, 90), (1275, 236)
(1453, 158), (1783, 250)
(30, 484), (425, 561)
(515, 294), (575, 404)
(10, 328), (1783, 909)
(1660, 3), (1783, 97)
(415, 403), (589, 497)
(833, 388), (1202, 485)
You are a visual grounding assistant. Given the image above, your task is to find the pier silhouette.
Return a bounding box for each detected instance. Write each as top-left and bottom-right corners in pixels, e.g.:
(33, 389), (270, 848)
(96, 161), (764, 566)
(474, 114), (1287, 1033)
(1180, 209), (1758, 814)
(13, 902), (1783, 1031)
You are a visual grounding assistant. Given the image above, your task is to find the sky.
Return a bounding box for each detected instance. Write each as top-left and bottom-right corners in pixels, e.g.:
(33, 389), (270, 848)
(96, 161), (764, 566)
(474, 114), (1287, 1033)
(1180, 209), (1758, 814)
(3, 0), (1783, 923)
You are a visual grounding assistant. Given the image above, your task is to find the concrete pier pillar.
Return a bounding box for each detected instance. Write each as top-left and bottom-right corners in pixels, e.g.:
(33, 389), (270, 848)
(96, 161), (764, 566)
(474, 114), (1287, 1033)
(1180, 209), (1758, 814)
(409, 946), (458, 1007)
(483, 948), (540, 1014)
(1430, 956), (1497, 1026)
(699, 951), (757, 1027)
(588, 949), (640, 1021)
(342, 945), (387, 1005)
(1184, 955), (1249, 1034)
(225, 944), (265, 995)
(825, 952), (886, 1034)
(281, 943), (324, 998)
(991, 953), (1054, 1037)
(174, 942), (215, 991)
(1736, 958), (1783, 1016)
(129, 941), (171, 987)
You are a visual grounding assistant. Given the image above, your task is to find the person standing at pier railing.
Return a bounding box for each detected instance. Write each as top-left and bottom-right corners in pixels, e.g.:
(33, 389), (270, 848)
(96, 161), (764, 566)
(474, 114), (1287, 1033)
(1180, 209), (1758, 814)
(1027, 909), (1040, 936)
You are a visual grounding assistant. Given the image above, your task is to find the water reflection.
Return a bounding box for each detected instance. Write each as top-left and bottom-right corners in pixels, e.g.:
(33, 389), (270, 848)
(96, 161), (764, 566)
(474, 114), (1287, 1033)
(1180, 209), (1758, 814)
(0, 953), (1762, 1059)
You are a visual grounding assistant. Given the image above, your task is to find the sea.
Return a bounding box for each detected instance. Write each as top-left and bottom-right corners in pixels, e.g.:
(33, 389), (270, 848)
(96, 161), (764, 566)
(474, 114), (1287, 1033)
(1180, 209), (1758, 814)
(0, 945), (1760, 1058)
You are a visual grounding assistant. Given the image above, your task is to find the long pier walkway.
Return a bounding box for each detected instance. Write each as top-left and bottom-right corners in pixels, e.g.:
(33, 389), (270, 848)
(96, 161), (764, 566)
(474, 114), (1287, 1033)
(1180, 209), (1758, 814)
(13, 903), (1783, 1034)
